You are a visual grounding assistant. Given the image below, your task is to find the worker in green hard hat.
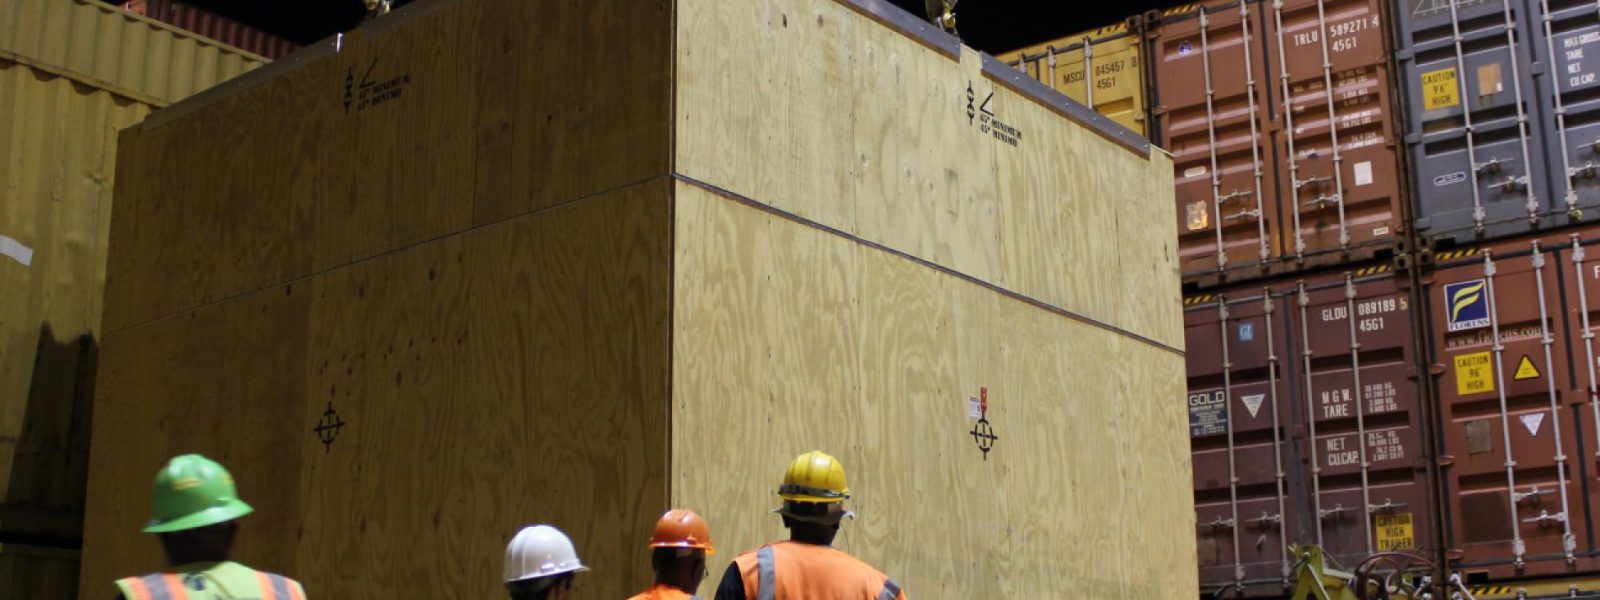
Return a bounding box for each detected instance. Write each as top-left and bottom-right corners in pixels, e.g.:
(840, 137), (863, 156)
(112, 454), (308, 600)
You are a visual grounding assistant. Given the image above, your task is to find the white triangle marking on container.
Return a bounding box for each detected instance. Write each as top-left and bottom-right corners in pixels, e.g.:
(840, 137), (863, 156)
(1521, 412), (1546, 438)
(1241, 394), (1266, 419)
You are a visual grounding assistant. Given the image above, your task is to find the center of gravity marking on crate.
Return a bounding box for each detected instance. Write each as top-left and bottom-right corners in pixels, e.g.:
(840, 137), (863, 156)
(1521, 412), (1546, 437)
(1455, 351), (1494, 395)
(1376, 513), (1415, 551)
(313, 401), (346, 453)
(1444, 279), (1489, 332)
(1188, 391), (1227, 437)
(1514, 355), (1541, 381)
(344, 58), (411, 114)
(965, 81), (1023, 147)
(1420, 67), (1459, 111)
(1240, 393), (1265, 418)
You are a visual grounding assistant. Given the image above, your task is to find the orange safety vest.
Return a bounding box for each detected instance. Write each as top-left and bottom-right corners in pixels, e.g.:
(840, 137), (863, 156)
(115, 563), (306, 600)
(733, 541), (904, 600)
(627, 582), (701, 600)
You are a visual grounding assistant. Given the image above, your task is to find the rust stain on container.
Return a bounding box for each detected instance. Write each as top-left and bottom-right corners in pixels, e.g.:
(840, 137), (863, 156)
(1186, 264), (1430, 596)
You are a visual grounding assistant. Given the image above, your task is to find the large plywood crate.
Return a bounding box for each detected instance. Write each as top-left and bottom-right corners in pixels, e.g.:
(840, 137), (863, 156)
(81, 0), (1192, 597)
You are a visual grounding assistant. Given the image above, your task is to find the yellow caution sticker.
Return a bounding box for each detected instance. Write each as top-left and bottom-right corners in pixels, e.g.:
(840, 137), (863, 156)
(1422, 67), (1460, 110)
(1456, 351), (1494, 395)
(1515, 355), (1541, 381)
(1376, 513), (1415, 551)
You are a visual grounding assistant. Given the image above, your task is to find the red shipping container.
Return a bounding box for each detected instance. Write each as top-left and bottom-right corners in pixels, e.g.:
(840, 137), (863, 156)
(1187, 263), (1434, 597)
(1423, 233), (1600, 582)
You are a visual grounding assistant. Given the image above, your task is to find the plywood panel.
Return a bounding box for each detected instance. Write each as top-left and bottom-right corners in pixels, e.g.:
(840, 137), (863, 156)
(83, 179), (673, 599)
(469, 0), (673, 224)
(102, 54), (322, 333)
(675, 0), (1179, 348)
(0, 60), (151, 512)
(670, 183), (1196, 598)
(106, 0), (675, 333)
(80, 279), (310, 596)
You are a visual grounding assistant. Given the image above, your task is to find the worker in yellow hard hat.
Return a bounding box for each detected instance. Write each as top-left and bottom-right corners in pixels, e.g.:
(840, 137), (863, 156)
(712, 450), (906, 600)
(630, 509), (716, 600)
(113, 454), (307, 600)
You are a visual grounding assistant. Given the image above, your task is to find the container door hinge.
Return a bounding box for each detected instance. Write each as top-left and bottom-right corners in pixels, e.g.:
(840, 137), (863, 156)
(1437, 454), (1456, 468)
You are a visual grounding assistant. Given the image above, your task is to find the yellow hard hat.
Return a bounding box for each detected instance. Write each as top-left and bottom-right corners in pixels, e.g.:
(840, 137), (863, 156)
(778, 450), (850, 503)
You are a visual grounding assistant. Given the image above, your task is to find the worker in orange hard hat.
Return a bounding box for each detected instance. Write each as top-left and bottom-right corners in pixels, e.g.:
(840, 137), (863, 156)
(712, 451), (906, 600)
(630, 509), (716, 600)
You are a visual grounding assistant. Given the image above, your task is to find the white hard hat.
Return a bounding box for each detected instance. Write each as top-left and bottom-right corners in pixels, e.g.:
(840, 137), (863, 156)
(504, 524), (589, 583)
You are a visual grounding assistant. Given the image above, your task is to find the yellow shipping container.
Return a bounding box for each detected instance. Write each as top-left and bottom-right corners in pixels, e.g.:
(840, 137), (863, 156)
(0, 0), (265, 595)
(998, 19), (1148, 138)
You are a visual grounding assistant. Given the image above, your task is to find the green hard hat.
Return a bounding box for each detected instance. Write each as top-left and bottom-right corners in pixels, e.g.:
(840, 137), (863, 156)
(143, 454), (254, 533)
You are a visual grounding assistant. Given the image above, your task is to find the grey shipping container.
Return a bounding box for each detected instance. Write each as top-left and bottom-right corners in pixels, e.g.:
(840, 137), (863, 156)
(1393, 0), (1553, 246)
(1529, 0), (1600, 230)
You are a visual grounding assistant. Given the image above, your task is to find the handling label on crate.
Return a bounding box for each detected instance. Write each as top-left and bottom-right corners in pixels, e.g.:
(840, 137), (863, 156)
(1376, 513), (1415, 551)
(1421, 67), (1459, 110)
(1455, 351), (1494, 395)
(1188, 391), (1227, 437)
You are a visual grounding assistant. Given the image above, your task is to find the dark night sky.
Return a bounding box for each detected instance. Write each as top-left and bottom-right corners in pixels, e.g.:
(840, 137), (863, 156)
(163, 0), (1184, 56)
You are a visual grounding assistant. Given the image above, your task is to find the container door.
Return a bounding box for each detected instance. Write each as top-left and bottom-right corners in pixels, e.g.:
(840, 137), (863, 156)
(1187, 290), (1302, 596)
(1430, 243), (1590, 579)
(1293, 270), (1434, 570)
(1393, 0), (1546, 245)
(1559, 233), (1600, 571)
(999, 24), (1146, 138)
(1531, 0), (1600, 226)
(1265, 0), (1405, 267)
(1155, 1), (1283, 278)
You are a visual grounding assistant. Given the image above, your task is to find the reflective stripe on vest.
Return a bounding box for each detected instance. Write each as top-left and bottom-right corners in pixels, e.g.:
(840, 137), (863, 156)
(128, 574), (189, 600)
(755, 546), (776, 600)
(877, 578), (901, 600)
(118, 577), (153, 600)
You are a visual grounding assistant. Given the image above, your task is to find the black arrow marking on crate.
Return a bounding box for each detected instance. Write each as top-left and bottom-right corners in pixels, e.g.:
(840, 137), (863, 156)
(314, 401), (346, 452)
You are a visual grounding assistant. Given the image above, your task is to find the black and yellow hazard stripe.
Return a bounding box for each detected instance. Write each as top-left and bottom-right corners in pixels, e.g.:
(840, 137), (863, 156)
(1469, 585), (1512, 596)
(1182, 294), (1217, 307)
(1354, 264), (1393, 277)
(1433, 247), (1482, 262)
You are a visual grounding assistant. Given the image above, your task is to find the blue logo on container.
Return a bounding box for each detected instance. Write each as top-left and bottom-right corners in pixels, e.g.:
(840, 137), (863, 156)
(1178, 41), (1194, 56)
(1238, 322), (1254, 342)
(1444, 279), (1490, 332)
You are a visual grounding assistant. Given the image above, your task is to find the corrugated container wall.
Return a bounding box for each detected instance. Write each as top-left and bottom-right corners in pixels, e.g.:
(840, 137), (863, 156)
(1187, 264), (1434, 598)
(124, 0), (299, 60)
(998, 19), (1150, 138)
(1150, 0), (1408, 287)
(0, 0), (265, 595)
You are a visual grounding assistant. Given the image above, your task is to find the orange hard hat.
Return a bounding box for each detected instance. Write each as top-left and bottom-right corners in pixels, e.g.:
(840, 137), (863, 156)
(648, 509), (715, 555)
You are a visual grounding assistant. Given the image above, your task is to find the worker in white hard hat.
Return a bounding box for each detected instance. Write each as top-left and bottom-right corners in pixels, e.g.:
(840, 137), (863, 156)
(504, 524), (588, 600)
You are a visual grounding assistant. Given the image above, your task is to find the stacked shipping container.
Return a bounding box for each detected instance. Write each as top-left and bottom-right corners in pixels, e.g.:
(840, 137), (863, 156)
(1004, 0), (1600, 596)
